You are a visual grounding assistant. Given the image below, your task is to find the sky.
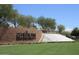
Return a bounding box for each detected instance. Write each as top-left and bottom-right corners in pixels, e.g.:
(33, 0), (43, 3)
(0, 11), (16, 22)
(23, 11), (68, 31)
(13, 4), (79, 31)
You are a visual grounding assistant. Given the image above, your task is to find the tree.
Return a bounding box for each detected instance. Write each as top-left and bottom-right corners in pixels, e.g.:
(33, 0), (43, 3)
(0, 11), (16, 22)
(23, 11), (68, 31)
(37, 16), (56, 31)
(17, 15), (27, 27)
(46, 18), (56, 30)
(0, 4), (13, 18)
(71, 27), (79, 36)
(10, 10), (19, 28)
(37, 16), (46, 29)
(62, 31), (71, 36)
(0, 4), (18, 28)
(25, 16), (35, 28)
(17, 15), (35, 28)
(58, 24), (65, 33)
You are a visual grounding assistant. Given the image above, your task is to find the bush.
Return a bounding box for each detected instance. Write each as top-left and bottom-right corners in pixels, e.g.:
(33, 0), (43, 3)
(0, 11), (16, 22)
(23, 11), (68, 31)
(61, 31), (70, 36)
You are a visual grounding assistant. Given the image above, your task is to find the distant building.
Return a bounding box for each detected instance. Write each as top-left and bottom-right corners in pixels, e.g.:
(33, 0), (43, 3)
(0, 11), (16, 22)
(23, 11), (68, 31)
(31, 22), (42, 30)
(0, 17), (19, 28)
(7, 21), (19, 28)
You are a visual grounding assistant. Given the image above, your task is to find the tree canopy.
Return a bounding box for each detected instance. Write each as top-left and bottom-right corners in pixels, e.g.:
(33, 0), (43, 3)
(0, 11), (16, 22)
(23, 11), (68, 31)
(57, 24), (65, 33)
(37, 16), (56, 31)
(17, 15), (35, 28)
(0, 4), (18, 19)
(71, 27), (79, 36)
(0, 4), (67, 31)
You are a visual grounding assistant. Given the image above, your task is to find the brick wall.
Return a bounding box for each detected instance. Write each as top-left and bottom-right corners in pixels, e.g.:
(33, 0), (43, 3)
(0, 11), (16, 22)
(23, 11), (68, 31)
(0, 27), (42, 44)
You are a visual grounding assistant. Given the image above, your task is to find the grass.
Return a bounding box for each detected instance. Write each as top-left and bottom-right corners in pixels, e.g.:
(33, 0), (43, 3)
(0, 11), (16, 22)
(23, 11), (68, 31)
(0, 41), (79, 55)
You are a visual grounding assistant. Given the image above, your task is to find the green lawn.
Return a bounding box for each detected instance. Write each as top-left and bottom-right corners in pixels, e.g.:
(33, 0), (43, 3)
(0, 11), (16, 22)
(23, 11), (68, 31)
(0, 42), (79, 55)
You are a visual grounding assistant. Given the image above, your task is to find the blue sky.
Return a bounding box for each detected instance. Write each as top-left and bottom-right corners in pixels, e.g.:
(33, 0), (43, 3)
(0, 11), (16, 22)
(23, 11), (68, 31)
(13, 4), (79, 30)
